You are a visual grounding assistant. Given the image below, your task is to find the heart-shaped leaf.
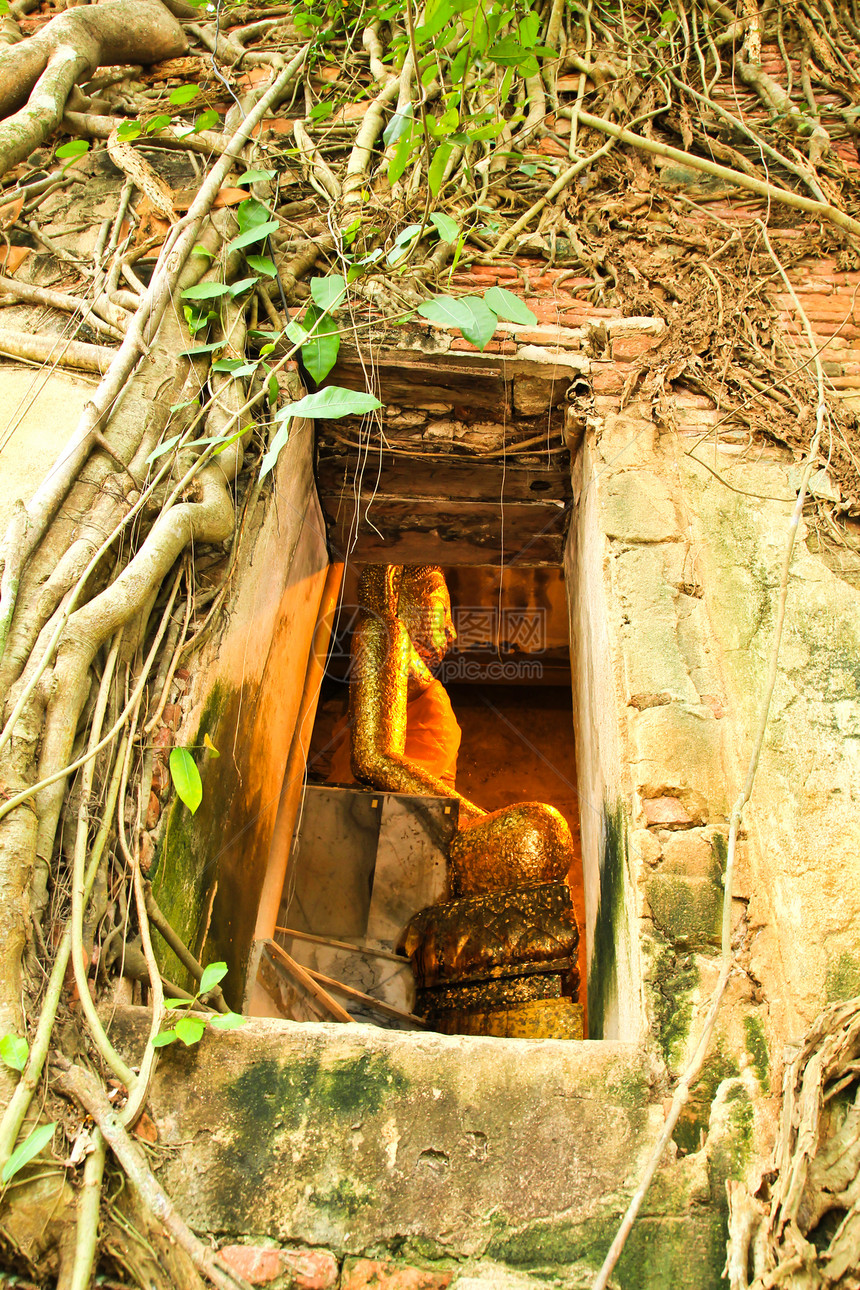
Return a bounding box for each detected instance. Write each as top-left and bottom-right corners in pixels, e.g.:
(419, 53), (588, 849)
(175, 1016), (206, 1046)
(483, 285), (537, 326)
(0, 1034), (28, 1072)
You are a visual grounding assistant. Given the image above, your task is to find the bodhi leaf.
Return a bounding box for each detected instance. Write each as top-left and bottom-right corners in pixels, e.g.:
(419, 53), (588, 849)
(483, 285), (537, 325)
(169, 83), (200, 107)
(181, 281), (230, 301)
(210, 1011), (246, 1030)
(310, 274), (346, 312)
(416, 295), (475, 333)
(227, 219), (279, 253)
(175, 1016), (206, 1046)
(459, 296), (498, 351)
(300, 305), (340, 384)
(169, 748), (202, 815)
(273, 385), (382, 423)
(151, 1030), (178, 1047)
(0, 1034), (28, 1072)
(199, 961), (228, 994)
(430, 211), (458, 243)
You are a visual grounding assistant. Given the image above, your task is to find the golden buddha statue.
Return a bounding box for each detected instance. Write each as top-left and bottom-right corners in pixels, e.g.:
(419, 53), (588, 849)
(343, 564), (582, 1040)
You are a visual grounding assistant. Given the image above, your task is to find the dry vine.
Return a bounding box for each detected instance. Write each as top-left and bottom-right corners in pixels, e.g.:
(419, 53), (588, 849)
(0, 0), (857, 1284)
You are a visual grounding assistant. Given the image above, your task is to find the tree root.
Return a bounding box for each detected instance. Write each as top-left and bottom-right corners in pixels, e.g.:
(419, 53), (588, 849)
(57, 1062), (253, 1290)
(0, 0), (187, 177)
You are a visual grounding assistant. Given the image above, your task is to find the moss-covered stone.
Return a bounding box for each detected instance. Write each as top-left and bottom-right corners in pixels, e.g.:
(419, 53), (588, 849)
(825, 951), (860, 1003)
(650, 948), (699, 1069)
(486, 1207), (726, 1290)
(151, 680), (235, 990)
(647, 875), (721, 947)
(588, 801), (625, 1038)
(674, 1050), (740, 1159)
(743, 1015), (770, 1087)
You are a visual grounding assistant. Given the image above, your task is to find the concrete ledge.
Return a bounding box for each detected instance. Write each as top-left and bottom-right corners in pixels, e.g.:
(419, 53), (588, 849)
(111, 1010), (657, 1257)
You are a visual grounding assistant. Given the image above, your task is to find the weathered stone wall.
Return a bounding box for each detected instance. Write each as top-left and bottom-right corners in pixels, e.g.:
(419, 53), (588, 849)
(148, 416), (328, 999)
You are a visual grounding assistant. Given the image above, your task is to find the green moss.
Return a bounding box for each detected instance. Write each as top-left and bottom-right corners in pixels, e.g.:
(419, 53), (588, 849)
(150, 680), (233, 989)
(708, 1084), (754, 1207)
(825, 951), (860, 1003)
(651, 949), (699, 1069)
(587, 801), (626, 1038)
(674, 1050), (739, 1158)
(647, 876), (721, 947)
(743, 1015), (770, 1086)
(486, 1209), (726, 1289)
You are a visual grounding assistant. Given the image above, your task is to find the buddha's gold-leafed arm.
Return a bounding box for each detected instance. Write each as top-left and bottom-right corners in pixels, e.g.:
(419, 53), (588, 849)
(349, 612), (484, 822)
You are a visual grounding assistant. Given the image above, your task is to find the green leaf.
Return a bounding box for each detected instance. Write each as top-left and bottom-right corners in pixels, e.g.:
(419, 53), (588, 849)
(203, 732), (219, 757)
(459, 296), (498, 350)
(2, 1123), (56, 1185)
(227, 219), (280, 253)
(416, 295), (475, 333)
(169, 748), (202, 815)
(169, 83), (200, 107)
(212, 359), (257, 377)
(259, 416), (291, 480)
(383, 104), (412, 147)
(428, 142), (454, 197)
(0, 2), (10, 14)
(175, 1016), (206, 1046)
(483, 285), (537, 326)
(245, 255), (277, 278)
(146, 114), (171, 134)
(194, 109), (221, 133)
(267, 372), (279, 404)
(235, 168), (277, 186)
(300, 305), (340, 384)
(285, 319), (308, 346)
(228, 276), (259, 297)
(415, 0), (456, 42)
(199, 961), (228, 994)
(236, 197), (273, 233)
(151, 1030), (178, 1047)
(192, 243), (214, 258)
(388, 125), (418, 186)
(310, 274), (346, 313)
(310, 100), (333, 122)
(146, 433), (182, 464)
(181, 281), (230, 301)
(274, 385), (382, 423)
(429, 212), (458, 243)
(116, 120), (142, 143)
(661, 8), (680, 24)
(163, 998), (190, 1009)
(179, 341), (224, 357)
(0, 1034), (28, 1072)
(55, 140), (89, 160)
(210, 1011), (246, 1030)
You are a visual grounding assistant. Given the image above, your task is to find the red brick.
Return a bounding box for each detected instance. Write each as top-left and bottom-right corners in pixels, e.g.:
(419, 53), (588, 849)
(219, 1246), (282, 1284)
(340, 1259), (453, 1290)
(642, 796), (694, 828)
(590, 367), (626, 392)
(218, 1246), (338, 1289)
(283, 1249), (339, 1289)
(611, 333), (662, 361)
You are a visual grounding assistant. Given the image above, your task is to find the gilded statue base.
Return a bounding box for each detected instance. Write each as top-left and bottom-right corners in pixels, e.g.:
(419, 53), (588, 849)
(400, 881), (581, 1041)
(433, 999), (584, 1040)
